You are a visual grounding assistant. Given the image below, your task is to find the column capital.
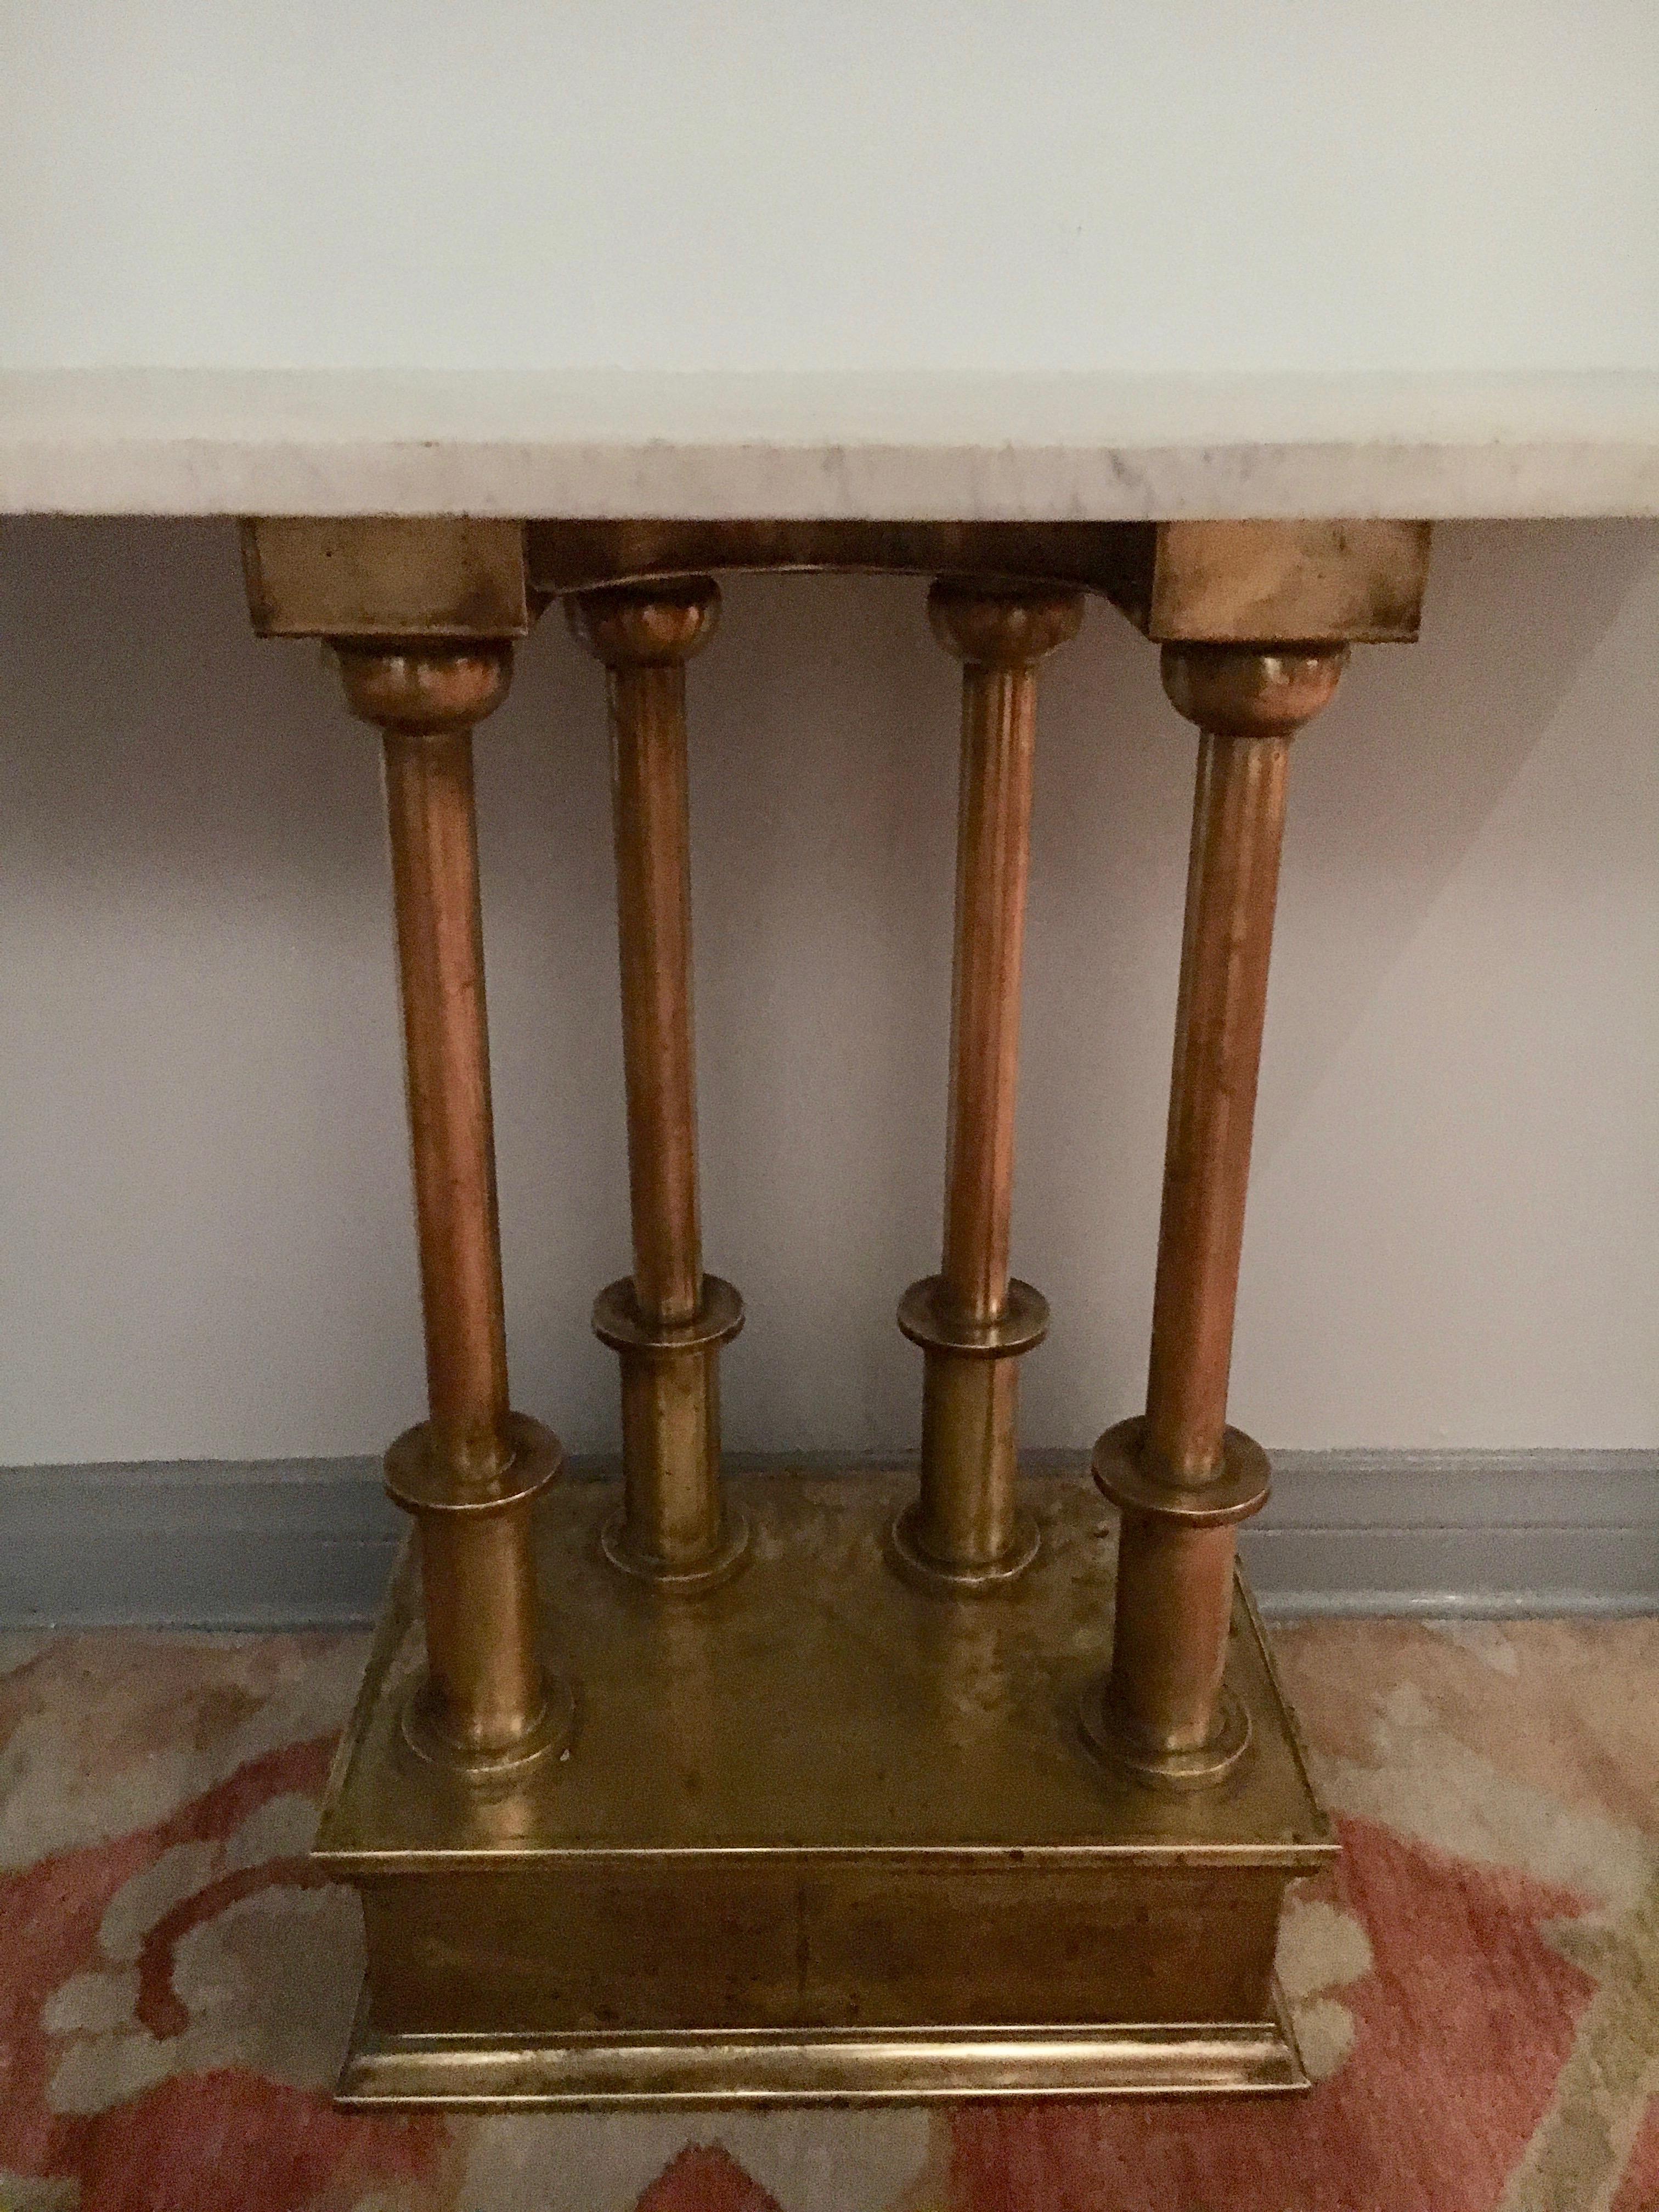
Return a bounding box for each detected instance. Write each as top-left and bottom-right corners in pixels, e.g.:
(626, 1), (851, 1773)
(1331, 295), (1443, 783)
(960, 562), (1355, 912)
(330, 640), (514, 735)
(1160, 641), (1346, 741)
(567, 577), (721, 669)
(1102, 520), (1430, 646)
(927, 578), (1082, 668)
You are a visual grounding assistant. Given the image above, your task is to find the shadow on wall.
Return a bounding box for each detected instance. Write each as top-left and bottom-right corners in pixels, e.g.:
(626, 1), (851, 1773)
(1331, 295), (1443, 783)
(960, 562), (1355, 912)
(1258, 520), (1659, 1167)
(0, 518), (1655, 1463)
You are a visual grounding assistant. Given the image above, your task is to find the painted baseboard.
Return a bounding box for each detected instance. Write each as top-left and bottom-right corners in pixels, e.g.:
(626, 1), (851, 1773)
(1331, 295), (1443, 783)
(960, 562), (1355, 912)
(1245, 1449), (1659, 1618)
(0, 1458), (399, 1632)
(0, 1450), (1654, 1630)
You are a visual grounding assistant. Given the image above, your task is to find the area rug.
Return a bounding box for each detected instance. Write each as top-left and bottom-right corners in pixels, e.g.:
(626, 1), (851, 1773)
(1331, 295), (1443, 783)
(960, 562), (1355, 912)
(1, 1616), (1655, 2211)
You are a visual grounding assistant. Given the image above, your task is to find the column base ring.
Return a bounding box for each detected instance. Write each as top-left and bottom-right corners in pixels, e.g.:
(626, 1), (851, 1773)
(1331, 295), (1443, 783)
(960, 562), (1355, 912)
(399, 1668), (577, 1779)
(383, 1410), (563, 1517)
(599, 1505), (751, 1594)
(592, 1273), (744, 1354)
(1077, 1675), (1252, 1792)
(896, 1274), (1049, 1357)
(1092, 1415), (1271, 1527)
(885, 1497), (1040, 1596)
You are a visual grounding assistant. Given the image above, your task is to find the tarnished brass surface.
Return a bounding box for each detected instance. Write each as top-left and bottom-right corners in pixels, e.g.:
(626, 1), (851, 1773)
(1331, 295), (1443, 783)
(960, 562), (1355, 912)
(1143, 651), (1345, 1485)
(338, 2003), (1312, 2108)
(571, 582), (719, 1324)
(364, 659), (516, 1481)
(240, 515), (1426, 647)
(317, 1472), (1330, 1858)
(317, 1467), (1333, 2106)
(1091, 647), (1347, 1787)
(244, 517), (1407, 2100)
(591, 1277), (748, 1591)
(896, 1273), (1050, 1358)
(1094, 1415), (1271, 1527)
(929, 583), (1081, 1328)
(242, 518), (530, 639)
(330, 642), (566, 1773)
(568, 582), (746, 1584)
(524, 518), (1429, 644)
(893, 585), (1081, 1593)
(1119, 520), (1431, 644)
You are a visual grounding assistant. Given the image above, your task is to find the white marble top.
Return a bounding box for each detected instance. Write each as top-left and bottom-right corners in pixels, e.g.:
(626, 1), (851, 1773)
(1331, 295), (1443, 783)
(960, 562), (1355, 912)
(6, 6), (1655, 525)
(3, 370), (1658, 522)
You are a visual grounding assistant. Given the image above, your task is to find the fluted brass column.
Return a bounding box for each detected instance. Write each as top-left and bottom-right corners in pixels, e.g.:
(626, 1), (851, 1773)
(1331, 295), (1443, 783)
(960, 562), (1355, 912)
(335, 642), (569, 1773)
(1084, 643), (1346, 1786)
(569, 580), (747, 1590)
(889, 580), (1082, 1592)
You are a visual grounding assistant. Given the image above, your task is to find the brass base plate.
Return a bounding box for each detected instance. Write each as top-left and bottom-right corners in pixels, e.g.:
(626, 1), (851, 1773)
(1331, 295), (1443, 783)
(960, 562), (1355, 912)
(336, 1984), (1311, 2106)
(317, 1466), (1334, 2109)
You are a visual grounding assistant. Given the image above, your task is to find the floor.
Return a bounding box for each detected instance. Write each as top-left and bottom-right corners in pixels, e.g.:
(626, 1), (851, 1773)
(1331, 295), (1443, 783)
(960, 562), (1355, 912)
(1, 1617), (1656, 2212)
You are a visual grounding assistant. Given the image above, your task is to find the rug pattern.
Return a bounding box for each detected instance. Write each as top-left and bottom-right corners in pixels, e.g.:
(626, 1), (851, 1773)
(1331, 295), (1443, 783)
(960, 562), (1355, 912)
(1, 1618), (1655, 2211)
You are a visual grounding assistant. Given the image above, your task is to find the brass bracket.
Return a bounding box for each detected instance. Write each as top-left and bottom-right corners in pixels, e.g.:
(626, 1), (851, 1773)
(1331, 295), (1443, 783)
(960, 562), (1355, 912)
(1103, 520), (1431, 644)
(227, 515), (1429, 648)
(523, 517), (1430, 647)
(240, 517), (532, 639)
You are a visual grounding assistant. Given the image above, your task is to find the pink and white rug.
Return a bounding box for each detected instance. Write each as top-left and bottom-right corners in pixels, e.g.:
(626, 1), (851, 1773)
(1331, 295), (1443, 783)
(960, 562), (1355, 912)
(2, 1617), (1655, 2210)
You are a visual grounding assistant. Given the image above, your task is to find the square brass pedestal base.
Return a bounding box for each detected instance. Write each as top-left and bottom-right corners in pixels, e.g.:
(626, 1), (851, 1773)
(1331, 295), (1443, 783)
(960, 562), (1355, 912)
(316, 1467), (1334, 2108)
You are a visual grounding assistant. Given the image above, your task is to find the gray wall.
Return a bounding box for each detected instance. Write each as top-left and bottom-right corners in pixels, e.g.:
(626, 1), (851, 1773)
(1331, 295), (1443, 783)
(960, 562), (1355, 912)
(2, 518), (1657, 1466)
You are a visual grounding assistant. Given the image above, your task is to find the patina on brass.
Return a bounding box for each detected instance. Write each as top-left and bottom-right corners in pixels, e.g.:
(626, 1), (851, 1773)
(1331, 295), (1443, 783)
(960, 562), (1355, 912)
(234, 512), (1433, 2105)
(331, 643), (570, 1771)
(568, 580), (747, 1588)
(891, 582), (1083, 1592)
(1105, 519), (1431, 645)
(1086, 645), (1347, 1789)
(242, 518), (530, 640)
(315, 1466), (1334, 2106)
(241, 518), (565, 1775)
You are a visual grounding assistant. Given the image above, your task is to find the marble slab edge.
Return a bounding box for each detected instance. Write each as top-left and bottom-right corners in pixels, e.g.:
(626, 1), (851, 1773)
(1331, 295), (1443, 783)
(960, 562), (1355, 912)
(3, 370), (1659, 519)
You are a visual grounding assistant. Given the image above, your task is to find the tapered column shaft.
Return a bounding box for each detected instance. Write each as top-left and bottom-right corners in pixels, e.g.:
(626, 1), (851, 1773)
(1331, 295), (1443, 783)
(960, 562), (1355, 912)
(336, 644), (565, 1771)
(610, 656), (703, 1324)
(942, 646), (1039, 1325)
(891, 582), (1081, 1592)
(570, 583), (747, 1588)
(1089, 644), (1345, 1785)
(1146, 726), (1291, 1482)
(382, 726), (512, 1469)
(924, 640), (1037, 1570)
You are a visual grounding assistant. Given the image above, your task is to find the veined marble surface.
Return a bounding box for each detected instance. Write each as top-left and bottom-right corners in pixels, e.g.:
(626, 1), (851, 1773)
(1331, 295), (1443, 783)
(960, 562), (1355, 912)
(3, 369), (1659, 520)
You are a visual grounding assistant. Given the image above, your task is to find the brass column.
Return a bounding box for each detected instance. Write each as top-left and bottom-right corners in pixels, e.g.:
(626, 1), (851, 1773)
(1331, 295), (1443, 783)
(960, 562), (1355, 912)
(570, 581), (747, 1589)
(1084, 643), (1346, 1785)
(335, 642), (569, 1773)
(890, 580), (1082, 1591)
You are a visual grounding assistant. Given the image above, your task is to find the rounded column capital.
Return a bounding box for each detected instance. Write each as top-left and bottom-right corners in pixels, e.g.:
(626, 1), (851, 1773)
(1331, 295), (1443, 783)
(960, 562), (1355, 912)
(1159, 642), (1347, 740)
(927, 579), (1084, 668)
(567, 577), (721, 668)
(329, 640), (514, 735)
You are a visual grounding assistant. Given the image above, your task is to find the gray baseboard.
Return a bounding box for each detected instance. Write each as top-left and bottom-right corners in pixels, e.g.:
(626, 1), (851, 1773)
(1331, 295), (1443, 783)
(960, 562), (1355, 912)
(1, 1449), (1655, 1630)
(1245, 1449), (1659, 1618)
(1, 1457), (399, 1632)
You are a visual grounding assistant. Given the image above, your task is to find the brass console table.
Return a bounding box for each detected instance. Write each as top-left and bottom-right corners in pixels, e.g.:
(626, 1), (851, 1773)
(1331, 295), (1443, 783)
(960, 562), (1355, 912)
(236, 509), (1429, 2106)
(2, 0), (1653, 2097)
